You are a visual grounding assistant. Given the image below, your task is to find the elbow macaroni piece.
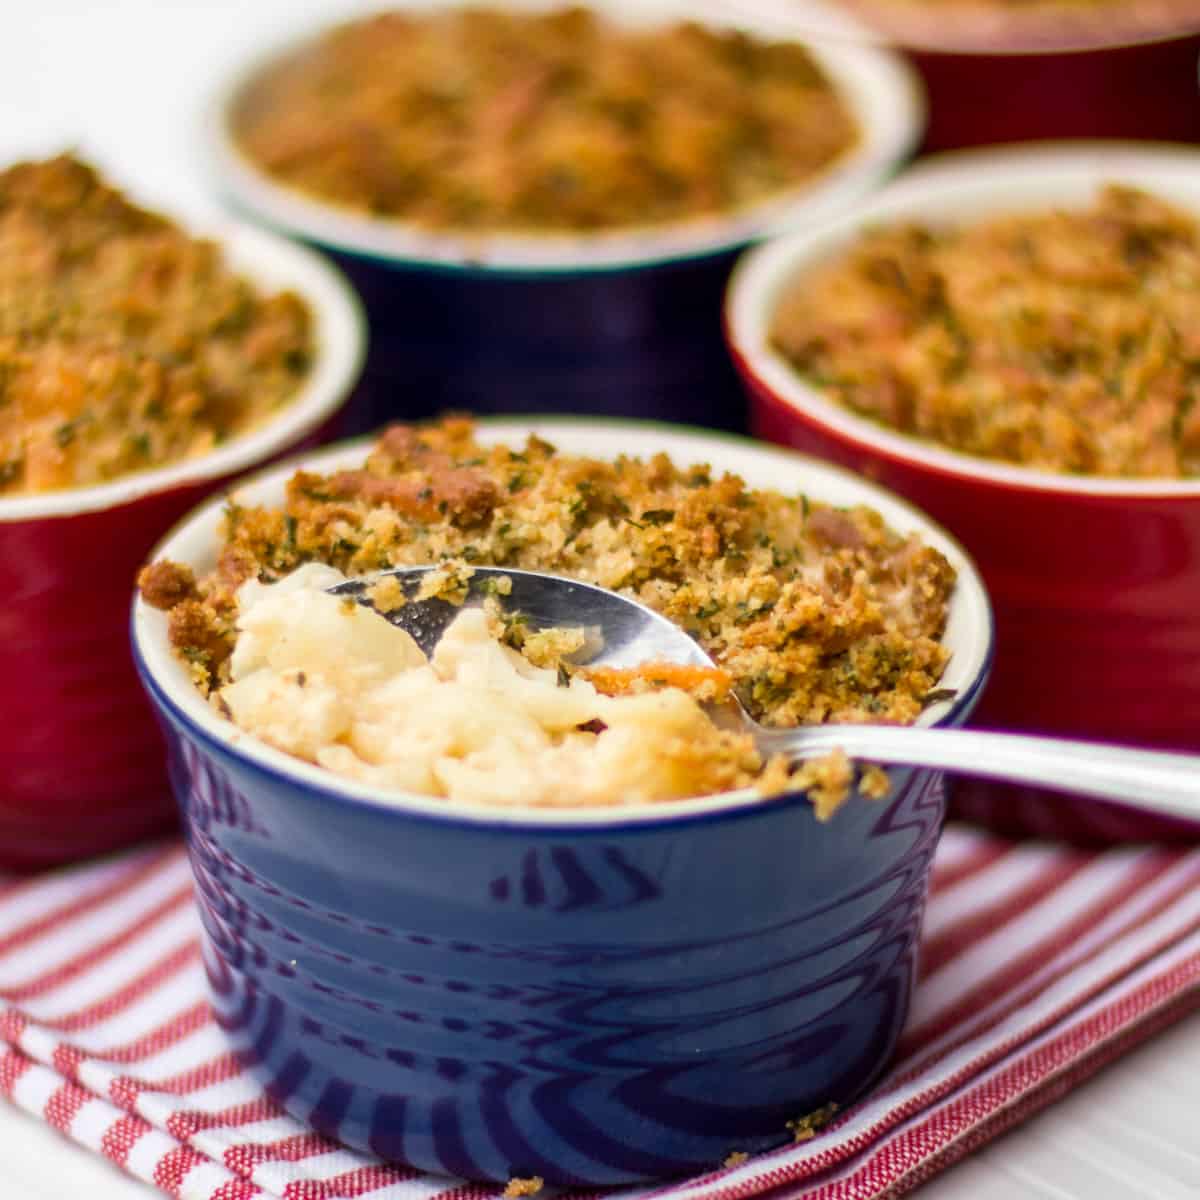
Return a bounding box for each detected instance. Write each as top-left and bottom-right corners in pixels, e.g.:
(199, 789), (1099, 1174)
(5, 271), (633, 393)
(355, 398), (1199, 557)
(217, 568), (764, 807)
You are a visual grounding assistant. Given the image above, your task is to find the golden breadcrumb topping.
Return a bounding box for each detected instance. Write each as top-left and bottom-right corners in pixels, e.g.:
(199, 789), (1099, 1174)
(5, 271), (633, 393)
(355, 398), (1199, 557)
(503, 1177), (543, 1198)
(0, 155), (312, 493)
(140, 419), (955, 734)
(232, 7), (856, 233)
(772, 185), (1200, 478)
(788, 1101), (839, 1143)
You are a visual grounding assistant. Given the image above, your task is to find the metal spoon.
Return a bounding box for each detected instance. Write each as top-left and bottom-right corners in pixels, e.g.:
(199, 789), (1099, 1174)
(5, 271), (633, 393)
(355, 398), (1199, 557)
(332, 566), (1200, 823)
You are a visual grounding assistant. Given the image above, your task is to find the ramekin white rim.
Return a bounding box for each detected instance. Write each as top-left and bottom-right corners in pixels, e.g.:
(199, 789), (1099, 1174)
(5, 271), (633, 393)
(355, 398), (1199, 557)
(204, 0), (925, 274)
(727, 140), (1200, 499)
(0, 219), (366, 522)
(132, 416), (994, 829)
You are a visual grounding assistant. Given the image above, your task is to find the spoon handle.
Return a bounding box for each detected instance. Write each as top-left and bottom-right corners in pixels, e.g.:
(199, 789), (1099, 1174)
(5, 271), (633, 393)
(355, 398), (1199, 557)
(755, 725), (1200, 821)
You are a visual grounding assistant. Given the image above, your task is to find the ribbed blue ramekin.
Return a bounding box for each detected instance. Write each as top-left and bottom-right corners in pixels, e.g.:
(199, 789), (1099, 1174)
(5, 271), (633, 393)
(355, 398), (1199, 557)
(133, 420), (993, 1184)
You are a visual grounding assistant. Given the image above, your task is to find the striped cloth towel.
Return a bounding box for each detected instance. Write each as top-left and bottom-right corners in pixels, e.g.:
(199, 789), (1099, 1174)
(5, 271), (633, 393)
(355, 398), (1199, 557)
(1, 826), (1197, 1200)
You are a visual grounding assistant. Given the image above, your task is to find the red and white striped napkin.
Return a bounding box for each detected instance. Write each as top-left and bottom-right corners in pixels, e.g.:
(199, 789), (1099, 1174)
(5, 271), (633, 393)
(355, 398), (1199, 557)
(1, 826), (1198, 1200)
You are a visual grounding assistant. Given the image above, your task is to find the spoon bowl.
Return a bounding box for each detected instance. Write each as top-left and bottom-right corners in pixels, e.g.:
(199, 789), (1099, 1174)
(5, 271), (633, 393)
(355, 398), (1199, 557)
(344, 565), (1200, 828)
(330, 564), (713, 669)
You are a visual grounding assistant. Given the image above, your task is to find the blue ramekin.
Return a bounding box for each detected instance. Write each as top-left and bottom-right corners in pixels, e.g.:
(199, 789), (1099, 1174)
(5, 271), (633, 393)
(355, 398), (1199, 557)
(204, 1), (925, 435)
(132, 419), (993, 1184)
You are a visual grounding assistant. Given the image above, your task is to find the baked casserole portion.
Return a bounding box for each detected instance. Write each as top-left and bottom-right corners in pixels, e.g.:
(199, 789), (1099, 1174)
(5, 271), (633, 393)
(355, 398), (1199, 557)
(232, 6), (858, 233)
(0, 155), (313, 493)
(772, 185), (1200, 478)
(142, 419), (955, 737)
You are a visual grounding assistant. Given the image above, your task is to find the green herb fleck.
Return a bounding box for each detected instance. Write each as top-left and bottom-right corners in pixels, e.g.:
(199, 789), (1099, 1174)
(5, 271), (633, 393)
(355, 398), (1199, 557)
(640, 509), (675, 526)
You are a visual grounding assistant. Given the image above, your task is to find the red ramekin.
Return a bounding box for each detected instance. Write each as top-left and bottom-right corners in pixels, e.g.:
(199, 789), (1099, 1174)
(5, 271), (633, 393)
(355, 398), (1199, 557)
(726, 143), (1200, 842)
(0, 222), (365, 870)
(840, 1), (1200, 151)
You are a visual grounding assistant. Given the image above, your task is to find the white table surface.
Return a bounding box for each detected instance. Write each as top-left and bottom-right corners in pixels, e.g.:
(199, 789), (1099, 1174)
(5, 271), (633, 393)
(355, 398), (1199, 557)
(2, 2), (1198, 1195)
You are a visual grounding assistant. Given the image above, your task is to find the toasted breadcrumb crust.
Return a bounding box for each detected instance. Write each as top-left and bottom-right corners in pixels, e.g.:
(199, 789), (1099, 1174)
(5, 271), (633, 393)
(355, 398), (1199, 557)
(142, 420), (953, 722)
(364, 573), (406, 614)
(138, 560), (199, 611)
(140, 420), (954, 808)
(859, 763), (892, 800)
(518, 623), (588, 669)
(414, 560), (476, 605)
(232, 8), (857, 234)
(787, 1101), (839, 1143)
(502, 1177), (543, 1198)
(772, 185), (1200, 478)
(0, 155), (313, 493)
(792, 749), (855, 822)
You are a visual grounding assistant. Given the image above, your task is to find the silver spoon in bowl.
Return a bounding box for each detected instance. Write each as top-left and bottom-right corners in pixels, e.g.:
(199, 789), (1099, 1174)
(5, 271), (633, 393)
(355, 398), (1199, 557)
(331, 566), (1200, 823)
